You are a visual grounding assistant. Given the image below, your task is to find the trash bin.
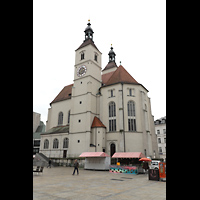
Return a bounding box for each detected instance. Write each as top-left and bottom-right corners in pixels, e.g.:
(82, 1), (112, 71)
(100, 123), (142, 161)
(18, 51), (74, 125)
(148, 169), (159, 181)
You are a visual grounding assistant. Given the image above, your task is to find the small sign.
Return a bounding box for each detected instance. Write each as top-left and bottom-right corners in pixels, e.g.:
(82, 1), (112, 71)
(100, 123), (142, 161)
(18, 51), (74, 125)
(148, 169), (159, 181)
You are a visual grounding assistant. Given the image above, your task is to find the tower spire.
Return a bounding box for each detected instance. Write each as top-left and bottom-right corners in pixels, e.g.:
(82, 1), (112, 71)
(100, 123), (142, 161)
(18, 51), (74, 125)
(108, 44), (116, 63)
(84, 19), (94, 42)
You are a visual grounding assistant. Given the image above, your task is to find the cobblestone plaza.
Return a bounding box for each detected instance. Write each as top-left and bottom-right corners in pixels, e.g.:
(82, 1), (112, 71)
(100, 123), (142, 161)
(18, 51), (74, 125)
(33, 167), (166, 200)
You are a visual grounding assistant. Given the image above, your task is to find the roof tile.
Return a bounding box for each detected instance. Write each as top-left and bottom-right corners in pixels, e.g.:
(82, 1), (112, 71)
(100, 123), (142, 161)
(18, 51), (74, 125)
(104, 65), (139, 86)
(102, 61), (118, 71)
(50, 84), (73, 105)
(91, 116), (106, 128)
(76, 38), (101, 53)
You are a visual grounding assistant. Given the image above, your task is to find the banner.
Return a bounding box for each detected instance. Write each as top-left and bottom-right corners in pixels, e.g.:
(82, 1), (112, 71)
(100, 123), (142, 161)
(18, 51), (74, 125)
(159, 162), (166, 179)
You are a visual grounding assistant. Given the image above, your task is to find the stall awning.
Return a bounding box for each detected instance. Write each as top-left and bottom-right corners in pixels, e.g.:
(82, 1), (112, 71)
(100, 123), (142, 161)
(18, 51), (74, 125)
(79, 152), (110, 157)
(112, 152), (146, 158)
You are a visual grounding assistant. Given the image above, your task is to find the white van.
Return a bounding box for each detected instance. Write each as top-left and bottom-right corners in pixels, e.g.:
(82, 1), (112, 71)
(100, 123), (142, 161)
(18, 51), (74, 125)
(150, 160), (161, 169)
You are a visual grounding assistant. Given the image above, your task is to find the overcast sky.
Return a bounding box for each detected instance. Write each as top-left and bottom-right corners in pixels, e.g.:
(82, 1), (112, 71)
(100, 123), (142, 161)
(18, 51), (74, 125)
(33, 0), (166, 123)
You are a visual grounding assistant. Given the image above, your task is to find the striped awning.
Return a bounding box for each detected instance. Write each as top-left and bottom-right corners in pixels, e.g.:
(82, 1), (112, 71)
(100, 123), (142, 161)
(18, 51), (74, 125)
(112, 152), (146, 158)
(79, 152), (110, 157)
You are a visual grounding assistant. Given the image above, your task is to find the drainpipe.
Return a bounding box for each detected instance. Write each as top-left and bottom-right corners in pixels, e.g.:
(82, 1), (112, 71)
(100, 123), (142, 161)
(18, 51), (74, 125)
(121, 83), (126, 152)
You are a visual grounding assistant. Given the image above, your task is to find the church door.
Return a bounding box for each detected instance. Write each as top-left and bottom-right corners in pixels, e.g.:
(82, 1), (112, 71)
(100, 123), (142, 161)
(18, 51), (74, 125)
(63, 150), (67, 158)
(110, 143), (116, 157)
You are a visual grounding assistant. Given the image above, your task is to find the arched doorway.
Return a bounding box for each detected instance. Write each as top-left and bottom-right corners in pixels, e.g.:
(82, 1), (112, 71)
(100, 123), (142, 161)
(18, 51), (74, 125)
(110, 143), (116, 157)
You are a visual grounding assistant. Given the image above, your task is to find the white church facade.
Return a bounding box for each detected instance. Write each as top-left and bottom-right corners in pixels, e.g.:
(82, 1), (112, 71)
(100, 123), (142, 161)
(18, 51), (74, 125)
(39, 21), (159, 159)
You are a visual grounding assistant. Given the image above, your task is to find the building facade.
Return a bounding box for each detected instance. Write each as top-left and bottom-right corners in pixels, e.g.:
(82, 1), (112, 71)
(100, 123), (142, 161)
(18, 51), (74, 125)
(33, 112), (46, 155)
(154, 116), (166, 161)
(40, 21), (159, 159)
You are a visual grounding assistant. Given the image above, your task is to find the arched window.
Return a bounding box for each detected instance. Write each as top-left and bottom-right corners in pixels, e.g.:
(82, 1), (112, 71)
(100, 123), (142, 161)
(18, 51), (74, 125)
(109, 102), (116, 131)
(110, 143), (116, 157)
(94, 53), (98, 61)
(81, 52), (84, 60)
(53, 138), (59, 149)
(44, 139), (49, 149)
(63, 138), (69, 148)
(127, 101), (136, 131)
(58, 112), (63, 125)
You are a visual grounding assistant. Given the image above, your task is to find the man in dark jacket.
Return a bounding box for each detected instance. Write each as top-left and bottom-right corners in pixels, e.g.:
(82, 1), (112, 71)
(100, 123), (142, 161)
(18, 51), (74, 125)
(47, 159), (52, 168)
(72, 159), (79, 175)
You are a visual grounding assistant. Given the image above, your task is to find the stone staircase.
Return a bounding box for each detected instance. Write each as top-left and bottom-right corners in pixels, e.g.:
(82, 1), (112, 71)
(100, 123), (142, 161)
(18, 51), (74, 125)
(33, 153), (58, 167)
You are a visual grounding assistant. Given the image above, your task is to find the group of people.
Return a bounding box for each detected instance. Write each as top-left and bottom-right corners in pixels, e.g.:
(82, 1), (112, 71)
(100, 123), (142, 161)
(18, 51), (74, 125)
(47, 158), (79, 175)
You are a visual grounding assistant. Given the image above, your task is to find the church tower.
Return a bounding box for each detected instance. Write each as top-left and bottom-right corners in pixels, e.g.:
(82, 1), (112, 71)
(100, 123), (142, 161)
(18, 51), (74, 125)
(69, 20), (102, 156)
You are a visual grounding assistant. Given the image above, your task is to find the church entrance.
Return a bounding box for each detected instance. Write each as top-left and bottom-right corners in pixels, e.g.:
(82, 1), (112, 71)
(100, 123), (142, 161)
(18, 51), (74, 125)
(63, 150), (67, 158)
(110, 143), (116, 157)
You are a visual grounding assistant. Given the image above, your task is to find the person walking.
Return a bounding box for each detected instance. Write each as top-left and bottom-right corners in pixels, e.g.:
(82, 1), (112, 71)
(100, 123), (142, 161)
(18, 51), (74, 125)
(72, 159), (79, 175)
(47, 159), (52, 168)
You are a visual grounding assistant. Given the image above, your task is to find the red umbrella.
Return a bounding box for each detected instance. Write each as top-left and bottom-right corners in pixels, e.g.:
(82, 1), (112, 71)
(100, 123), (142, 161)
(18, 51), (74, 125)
(139, 158), (152, 162)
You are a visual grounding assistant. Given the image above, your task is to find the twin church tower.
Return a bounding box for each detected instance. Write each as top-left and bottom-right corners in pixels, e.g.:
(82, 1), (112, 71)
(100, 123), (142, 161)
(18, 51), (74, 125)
(40, 20), (159, 159)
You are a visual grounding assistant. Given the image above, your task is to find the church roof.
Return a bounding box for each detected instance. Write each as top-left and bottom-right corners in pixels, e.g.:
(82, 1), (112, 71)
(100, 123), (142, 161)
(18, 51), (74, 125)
(104, 65), (139, 86)
(102, 61), (118, 71)
(50, 84), (73, 105)
(50, 66), (148, 106)
(41, 125), (69, 135)
(91, 116), (106, 128)
(102, 71), (115, 85)
(76, 38), (101, 53)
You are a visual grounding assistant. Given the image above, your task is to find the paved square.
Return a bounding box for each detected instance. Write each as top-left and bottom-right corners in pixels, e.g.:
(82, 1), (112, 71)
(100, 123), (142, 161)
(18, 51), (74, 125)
(33, 167), (166, 200)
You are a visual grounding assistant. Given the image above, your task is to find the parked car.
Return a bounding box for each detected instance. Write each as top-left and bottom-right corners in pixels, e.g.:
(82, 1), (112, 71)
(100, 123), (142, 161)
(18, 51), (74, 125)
(150, 160), (161, 169)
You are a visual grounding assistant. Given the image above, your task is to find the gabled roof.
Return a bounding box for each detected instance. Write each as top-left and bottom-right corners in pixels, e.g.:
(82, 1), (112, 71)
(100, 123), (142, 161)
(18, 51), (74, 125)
(102, 61), (118, 71)
(76, 38), (101, 53)
(91, 116), (106, 128)
(79, 152), (110, 157)
(104, 65), (139, 86)
(50, 84), (73, 105)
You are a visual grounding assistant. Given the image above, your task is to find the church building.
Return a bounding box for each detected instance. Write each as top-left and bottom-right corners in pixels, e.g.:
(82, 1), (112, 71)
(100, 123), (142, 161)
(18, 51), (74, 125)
(40, 21), (159, 159)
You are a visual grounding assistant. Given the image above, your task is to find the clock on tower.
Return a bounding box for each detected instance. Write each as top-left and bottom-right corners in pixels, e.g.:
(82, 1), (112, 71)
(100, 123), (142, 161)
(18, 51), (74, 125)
(77, 65), (87, 77)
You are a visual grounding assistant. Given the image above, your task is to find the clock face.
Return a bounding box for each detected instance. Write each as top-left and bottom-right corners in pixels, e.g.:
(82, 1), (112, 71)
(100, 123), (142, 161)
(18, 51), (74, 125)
(77, 65), (87, 77)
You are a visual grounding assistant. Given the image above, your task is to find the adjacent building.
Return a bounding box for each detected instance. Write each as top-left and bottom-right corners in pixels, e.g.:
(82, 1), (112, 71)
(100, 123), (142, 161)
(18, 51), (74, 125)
(39, 21), (159, 159)
(33, 112), (46, 155)
(154, 116), (166, 161)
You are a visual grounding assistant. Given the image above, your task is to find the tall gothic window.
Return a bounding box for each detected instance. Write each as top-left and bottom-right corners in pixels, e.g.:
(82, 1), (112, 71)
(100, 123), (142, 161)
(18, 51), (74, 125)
(127, 101), (136, 131)
(68, 110), (70, 124)
(109, 101), (116, 131)
(53, 138), (59, 149)
(63, 138), (69, 148)
(44, 139), (49, 149)
(58, 112), (63, 125)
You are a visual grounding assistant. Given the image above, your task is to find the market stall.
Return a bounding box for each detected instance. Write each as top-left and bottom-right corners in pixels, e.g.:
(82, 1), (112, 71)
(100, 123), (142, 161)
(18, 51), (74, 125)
(111, 152), (146, 174)
(79, 152), (110, 170)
